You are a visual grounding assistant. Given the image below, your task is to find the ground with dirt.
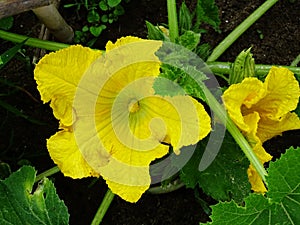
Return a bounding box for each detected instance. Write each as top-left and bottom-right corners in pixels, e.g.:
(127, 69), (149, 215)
(0, 0), (299, 224)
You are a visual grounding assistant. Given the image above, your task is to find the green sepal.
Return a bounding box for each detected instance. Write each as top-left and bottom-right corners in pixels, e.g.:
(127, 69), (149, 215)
(229, 48), (255, 85)
(179, 2), (192, 33)
(146, 21), (168, 41)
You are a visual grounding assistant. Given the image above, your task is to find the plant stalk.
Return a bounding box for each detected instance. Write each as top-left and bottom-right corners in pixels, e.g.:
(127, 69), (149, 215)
(91, 189), (115, 225)
(291, 53), (300, 67)
(167, 0), (179, 42)
(207, 62), (300, 76)
(207, 0), (278, 62)
(0, 29), (69, 51)
(35, 166), (60, 182)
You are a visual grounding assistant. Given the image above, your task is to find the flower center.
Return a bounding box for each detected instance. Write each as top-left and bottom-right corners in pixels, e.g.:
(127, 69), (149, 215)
(128, 99), (140, 113)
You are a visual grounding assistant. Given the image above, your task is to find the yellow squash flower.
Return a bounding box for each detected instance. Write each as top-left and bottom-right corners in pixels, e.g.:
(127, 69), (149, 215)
(223, 66), (300, 192)
(34, 36), (211, 202)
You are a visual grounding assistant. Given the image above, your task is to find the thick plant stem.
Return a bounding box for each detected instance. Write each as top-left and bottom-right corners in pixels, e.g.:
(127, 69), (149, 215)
(35, 166), (60, 182)
(91, 189), (115, 225)
(0, 29), (69, 51)
(207, 62), (300, 76)
(291, 53), (300, 67)
(167, 0), (179, 42)
(207, 0), (278, 62)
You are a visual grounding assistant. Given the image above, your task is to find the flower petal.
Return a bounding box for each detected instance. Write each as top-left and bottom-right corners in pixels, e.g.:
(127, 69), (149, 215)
(223, 78), (266, 132)
(247, 164), (267, 193)
(99, 158), (150, 203)
(34, 45), (102, 126)
(257, 112), (300, 143)
(106, 180), (149, 203)
(105, 36), (143, 51)
(144, 95), (211, 154)
(243, 112), (272, 164)
(47, 131), (99, 178)
(243, 112), (271, 193)
(251, 67), (300, 120)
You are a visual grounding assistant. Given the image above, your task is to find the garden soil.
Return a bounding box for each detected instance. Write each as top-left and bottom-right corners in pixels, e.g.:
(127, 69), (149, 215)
(0, 0), (300, 224)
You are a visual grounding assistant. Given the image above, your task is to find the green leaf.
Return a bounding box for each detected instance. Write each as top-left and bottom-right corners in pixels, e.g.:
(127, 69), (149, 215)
(203, 147), (300, 225)
(0, 17), (14, 30)
(113, 5), (125, 16)
(82, 25), (89, 32)
(153, 63), (206, 100)
(107, 0), (121, 8)
(154, 42), (208, 100)
(101, 14), (109, 23)
(193, 0), (221, 33)
(153, 76), (186, 97)
(179, 130), (251, 204)
(177, 30), (201, 51)
(267, 147), (300, 204)
(0, 166), (69, 224)
(90, 25), (106, 37)
(99, 0), (109, 11)
(87, 10), (100, 23)
(0, 41), (25, 70)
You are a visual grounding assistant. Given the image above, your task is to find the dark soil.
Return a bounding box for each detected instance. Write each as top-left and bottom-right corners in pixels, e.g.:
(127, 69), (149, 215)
(0, 0), (299, 224)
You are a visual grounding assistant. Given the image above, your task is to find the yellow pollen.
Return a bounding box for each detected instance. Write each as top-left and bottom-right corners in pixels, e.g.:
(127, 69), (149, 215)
(128, 99), (140, 113)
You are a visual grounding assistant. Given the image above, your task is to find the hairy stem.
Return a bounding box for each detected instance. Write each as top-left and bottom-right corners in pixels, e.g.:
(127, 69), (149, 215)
(0, 29), (69, 51)
(90, 189), (115, 225)
(35, 166), (60, 182)
(207, 0), (278, 62)
(207, 62), (300, 77)
(167, 0), (179, 42)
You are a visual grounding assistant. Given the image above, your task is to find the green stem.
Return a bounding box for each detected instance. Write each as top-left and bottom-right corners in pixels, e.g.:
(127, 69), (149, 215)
(291, 53), (300, 67)
(200, 84), (267, 182)
(90, 189), (115, 225)
(148, 179), (185, 194)
(207, 62), (300, 76)
(167, 0), (179, 42)
(0, 29), (69, 51)
(35, 166), (60, 183)
(207, 0), (278, 62)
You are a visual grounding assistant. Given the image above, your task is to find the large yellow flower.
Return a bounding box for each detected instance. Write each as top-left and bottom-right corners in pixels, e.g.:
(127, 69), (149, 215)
(223, 67), (300, 192)
(34, 36), (211, 202)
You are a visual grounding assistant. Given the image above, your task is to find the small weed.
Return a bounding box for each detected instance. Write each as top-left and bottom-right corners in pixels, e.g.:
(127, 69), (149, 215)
(64, 0), (130, 46)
